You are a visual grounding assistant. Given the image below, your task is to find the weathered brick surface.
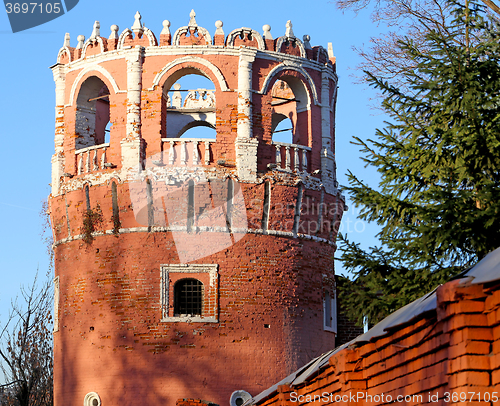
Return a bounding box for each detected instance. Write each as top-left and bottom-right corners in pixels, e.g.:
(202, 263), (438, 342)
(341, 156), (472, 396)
(50, 13), (341, 406)
(253, 279), (500, 406)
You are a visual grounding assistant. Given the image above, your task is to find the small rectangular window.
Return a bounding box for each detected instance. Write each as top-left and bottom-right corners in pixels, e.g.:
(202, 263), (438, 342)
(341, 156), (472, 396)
(161, 264), (218, 323)
(324, 289), (337, 333)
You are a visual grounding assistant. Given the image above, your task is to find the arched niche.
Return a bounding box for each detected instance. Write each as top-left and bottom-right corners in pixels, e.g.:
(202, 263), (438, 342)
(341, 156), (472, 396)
(75, 76), (111, 150)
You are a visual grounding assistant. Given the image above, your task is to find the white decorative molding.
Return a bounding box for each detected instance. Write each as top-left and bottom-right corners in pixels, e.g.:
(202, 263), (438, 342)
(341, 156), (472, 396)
(275, 27), (306, 59)
(117, 28), (133, 49)
(259, 62), (319, 107)
(226, 27), (265, 50)
(172, 10), (212, 46)
(53, 225), (338, 248)
(81, 36), (105, 58)
(150, 56), (229, 92)
(53, 276), (60, 332)
(57, 46), (72, 63)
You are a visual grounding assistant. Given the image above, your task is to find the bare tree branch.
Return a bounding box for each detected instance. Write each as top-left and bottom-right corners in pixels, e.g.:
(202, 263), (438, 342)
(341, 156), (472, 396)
(0, 272), (53, 406)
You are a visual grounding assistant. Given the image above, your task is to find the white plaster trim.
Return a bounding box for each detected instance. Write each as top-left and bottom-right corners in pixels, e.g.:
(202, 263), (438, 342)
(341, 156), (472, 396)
(67, 64), (121, 107)
(81, 36), (105, 58)
(161, 264), (218, 323)
(117, 27), (158, 48)
(53, 225), (337, 248)
(143, 27), (158, 46)
(117, 28), (133, 49)
(57, 46), (72, 63)
(259, 63), (319, 106)
(62, 45), (334, 81)
(226, 27), (265, 50)
(275, 35), (306, 58)
(172, 25), (212, 46)
(150, 56), (229, 91)
(53, 276), (60, 332)
(330, 84), (338, 112)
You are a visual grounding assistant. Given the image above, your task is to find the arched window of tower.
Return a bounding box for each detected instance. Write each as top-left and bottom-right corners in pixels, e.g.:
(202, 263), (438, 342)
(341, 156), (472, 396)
(270, 79), (305, 145)
(75, 76), (110, 150)
(271, 113), (294, 144)
(162, 72), (216, 139)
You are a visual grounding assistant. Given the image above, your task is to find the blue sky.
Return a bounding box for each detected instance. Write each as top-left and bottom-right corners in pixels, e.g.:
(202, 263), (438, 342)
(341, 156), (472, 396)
(0, 0), (387, 340)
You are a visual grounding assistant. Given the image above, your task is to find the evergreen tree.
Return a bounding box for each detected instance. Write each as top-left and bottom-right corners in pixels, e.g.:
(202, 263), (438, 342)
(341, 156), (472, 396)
(338, 1), (500, 326)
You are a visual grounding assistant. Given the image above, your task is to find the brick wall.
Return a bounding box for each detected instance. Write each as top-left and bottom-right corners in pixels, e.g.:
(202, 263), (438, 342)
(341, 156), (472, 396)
(253, 276), (500, 405)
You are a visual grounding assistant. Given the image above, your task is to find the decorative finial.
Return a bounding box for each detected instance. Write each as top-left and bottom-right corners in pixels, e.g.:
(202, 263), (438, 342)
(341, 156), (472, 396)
(161, 20), (171, 35)
(285, 20), (295, 38)
(303, 34), (311, 50)
(76, 35), (85, 49)
(109, 25), (119, 40)
(262, 24), (272, 40)
(188, 9), (197, 26)
(90, 21), (100, 39)
(328, 42), (334, 58)
(63, 32), (70, 47)
(132, 11), (144, 36)
(215, 20), (224, 36)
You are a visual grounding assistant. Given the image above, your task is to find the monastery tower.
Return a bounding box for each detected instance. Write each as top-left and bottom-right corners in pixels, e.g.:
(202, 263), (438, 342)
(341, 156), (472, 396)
(49, 10), (343, 406)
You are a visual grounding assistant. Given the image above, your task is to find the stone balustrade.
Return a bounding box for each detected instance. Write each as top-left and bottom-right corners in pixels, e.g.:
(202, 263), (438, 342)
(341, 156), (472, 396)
(160, 138), (215, 166)
(76, 143), (110, 174)
(272, 141), (311, 173)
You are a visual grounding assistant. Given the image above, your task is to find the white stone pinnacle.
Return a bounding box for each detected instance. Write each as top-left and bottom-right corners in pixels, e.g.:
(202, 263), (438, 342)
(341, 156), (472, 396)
(328, 42), (334, 58)
(189, 9), (197, 27)
(76, 35), (85, 49)
(161, 20), (171, 35)
(303, 34), (311, 50)
(285, 20), (294, 38)
(215, 20), (224, 36)
(64, 32), (70, 47)
(132, 11), (144, 35)
(262, 24), (272, 40)
(90, 21), (100, 39)
(109, 25), (119, 40)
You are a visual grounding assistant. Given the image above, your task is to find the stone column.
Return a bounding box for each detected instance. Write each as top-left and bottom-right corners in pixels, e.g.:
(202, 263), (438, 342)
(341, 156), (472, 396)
(122, 46), (144, 172)
(235, 48), (258, 182)
(320, 67), (337, 193)
(51, 64), (66, 196)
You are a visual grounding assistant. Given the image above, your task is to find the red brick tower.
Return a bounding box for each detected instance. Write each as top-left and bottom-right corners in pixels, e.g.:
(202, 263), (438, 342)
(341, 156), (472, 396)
(49, 11), (343, 406)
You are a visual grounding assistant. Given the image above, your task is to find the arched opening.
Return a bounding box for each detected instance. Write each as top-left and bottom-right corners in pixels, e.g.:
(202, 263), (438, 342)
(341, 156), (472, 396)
(174, 278), (203, 316)
(179, 121), (216, 139)
(75, 76), (110, 150)
(269, 77), (312, 147)
(162, 72), (216, 139)
(270, 79), (302, 145)
(271, 113), (294, 144)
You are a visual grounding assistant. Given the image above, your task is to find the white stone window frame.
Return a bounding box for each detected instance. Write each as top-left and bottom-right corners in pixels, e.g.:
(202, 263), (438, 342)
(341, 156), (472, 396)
(161, 264), (218, 323)
(323, 287), (337, 333)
